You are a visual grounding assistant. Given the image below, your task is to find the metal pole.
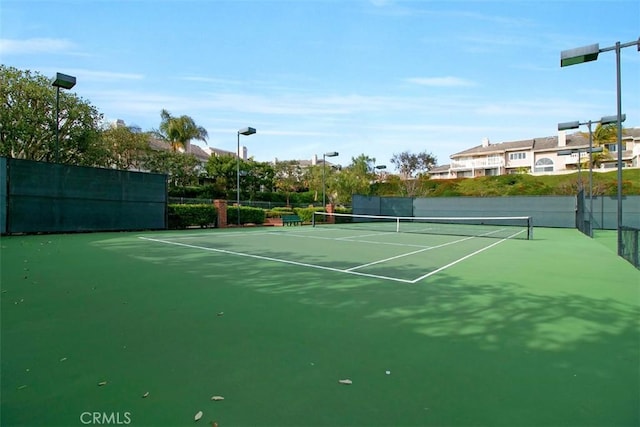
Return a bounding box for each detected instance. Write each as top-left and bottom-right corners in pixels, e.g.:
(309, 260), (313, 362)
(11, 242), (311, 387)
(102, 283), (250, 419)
(322, 153), (326, 207)
(588, 121), (594, 236)
(615, 42), (623, 256)
(577, 149), (582, 192)
(237, 131), (240, 226)
(55, 86), (60, 163)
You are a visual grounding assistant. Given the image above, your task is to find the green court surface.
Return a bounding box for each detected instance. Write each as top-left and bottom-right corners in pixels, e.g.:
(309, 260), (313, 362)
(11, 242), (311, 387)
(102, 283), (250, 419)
(1, 226), (638, 427)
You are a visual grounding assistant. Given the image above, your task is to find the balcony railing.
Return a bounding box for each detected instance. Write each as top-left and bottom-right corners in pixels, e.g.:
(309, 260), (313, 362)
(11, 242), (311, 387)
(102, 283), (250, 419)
(450, 157), (504, 170)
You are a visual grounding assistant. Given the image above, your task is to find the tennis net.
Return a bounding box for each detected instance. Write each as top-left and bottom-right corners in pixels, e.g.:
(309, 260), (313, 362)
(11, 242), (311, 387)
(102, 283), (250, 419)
(312, 212), (533, 240)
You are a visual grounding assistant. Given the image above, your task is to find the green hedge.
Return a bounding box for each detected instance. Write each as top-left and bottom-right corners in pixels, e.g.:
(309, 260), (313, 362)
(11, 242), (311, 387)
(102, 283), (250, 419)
(292, 206), (352, 223)
(266, 207), (295, 218)
(168, 204), (217, 229)
(227, 206), (266, 225)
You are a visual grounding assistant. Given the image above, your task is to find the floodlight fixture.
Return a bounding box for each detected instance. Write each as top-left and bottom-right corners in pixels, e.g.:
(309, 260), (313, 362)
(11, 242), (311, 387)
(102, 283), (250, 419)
(560, 43), (600, 67)
(558, 121), (580, 131)
(236, 126), (256, 225)
(51, 73), (76, 90)
(324, 151), (339, 157)
(238, 127), (256, 136)
(600, 114), (625, 125)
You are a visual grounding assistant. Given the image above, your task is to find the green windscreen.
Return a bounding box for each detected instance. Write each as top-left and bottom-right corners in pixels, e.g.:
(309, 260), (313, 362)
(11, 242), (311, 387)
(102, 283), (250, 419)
(5, 158), (167, 233)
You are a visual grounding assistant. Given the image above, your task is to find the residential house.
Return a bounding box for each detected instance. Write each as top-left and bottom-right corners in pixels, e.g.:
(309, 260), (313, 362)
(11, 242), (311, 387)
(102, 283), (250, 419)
(429, 128), (640, 179)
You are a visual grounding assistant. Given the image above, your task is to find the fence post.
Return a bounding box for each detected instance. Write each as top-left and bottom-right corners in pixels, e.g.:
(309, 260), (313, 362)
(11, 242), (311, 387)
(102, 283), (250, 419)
(214, 199), (227, 228)
(325, 203), (335, 223)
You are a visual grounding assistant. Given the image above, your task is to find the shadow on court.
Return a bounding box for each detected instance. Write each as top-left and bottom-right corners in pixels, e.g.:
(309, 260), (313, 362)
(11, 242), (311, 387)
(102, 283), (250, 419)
(1, 230), (638, 427)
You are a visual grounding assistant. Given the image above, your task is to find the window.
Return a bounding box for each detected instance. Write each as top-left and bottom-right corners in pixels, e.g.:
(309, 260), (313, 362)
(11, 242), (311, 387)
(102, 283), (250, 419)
(606, 144), (617, 152)
(509, 152), (526, 160)
(534, 158), (554, 173)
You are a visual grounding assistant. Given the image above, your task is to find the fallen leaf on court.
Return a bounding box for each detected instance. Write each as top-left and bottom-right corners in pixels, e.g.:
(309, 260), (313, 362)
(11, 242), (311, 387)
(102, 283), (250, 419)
(338, 379), (353, 385)
(59, 357), (67, 362)
(194, 411), (203, 421)
(142, 392), (149, 398)
(97, 381), (107, 386)
(17, 385), (27, 390)
(217, 312), (224, 316)
(211, 395), (224, 401)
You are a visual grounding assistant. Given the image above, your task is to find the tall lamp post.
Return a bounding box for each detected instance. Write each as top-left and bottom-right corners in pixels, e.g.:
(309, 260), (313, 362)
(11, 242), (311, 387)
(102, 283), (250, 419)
(237, 127), (256, 226)
(51, 72), (76, 163)
(560, 38), (640, 255)
(558, 115), (623, 235)
(322, 151), (339, 207)
(374, 164), (387, 182)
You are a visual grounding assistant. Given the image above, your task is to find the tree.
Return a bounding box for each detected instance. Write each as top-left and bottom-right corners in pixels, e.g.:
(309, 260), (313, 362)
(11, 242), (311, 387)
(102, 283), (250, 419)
(390, 150), (437, 179)
(331, 154), (376, 204)
(390, 150), (437, 197)
(581, 122), (620, 169)
(145, 150), (201, 187)
(101, 125), (151, 171)
(155, 109), (208, 152)
(0, 65), (106, 166)
(242, 159), (275, 200)
(205, 154), (238, 196)
(273, 160), (304, 206)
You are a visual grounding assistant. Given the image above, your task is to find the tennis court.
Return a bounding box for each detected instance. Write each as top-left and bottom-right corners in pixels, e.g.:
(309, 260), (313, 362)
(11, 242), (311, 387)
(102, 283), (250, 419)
(1, 223), (639, 426)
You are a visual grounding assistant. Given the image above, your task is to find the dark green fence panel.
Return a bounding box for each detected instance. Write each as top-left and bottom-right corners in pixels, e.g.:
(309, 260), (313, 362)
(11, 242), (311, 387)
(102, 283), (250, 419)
(588, 196), (640, 230)
(352, 195), (381, 215)
(4, 158), (167, 233)
(380, 197), (413, 217)
(412, 196), (576, 227)
(0, 157), (7, 234)
(620, 226), (639, 269)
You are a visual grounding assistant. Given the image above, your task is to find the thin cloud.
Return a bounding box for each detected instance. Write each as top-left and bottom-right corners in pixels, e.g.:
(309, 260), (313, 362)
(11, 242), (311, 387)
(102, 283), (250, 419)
(406, 76), (476, 87)
(66, 69), (144, 81)
(0, 37), (79, 55)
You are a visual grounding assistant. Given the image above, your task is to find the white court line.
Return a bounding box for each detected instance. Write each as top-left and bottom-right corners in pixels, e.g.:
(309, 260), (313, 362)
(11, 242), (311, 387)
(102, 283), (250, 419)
(346, 235), (476, 271)
(139, 227), (525, 284)
(276, 232), (431, 249)
(408, 229), (526, 283)
(138, 236), (414, 283)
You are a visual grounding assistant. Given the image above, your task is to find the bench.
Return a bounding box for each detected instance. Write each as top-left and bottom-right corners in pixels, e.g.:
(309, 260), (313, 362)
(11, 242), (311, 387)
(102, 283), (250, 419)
(282, 215), (303, 226)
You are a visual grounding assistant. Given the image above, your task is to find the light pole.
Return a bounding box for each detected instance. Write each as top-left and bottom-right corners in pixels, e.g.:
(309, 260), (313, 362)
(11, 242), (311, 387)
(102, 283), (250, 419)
(374, 164), (387, 182)
(561, 38), (640, 255)
(237, 127), (256, 226)
(51, 72), (76, 163)
(322, 151), (339, 207)
(558, 115), (622, 235)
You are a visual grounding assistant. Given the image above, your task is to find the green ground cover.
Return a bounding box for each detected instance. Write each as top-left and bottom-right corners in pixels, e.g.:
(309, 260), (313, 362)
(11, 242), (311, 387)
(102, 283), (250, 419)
(1, 227), (638, 426)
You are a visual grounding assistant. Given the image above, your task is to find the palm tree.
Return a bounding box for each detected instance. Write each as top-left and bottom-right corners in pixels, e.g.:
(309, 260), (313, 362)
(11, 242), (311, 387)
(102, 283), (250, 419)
(156, 109), (208, 152)
(580, 122), (619, 169)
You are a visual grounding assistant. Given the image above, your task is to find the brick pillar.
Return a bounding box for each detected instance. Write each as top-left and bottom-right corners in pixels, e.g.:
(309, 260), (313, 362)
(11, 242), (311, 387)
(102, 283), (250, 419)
(325, 203), (335, 224)
(214, 199), (227, 228)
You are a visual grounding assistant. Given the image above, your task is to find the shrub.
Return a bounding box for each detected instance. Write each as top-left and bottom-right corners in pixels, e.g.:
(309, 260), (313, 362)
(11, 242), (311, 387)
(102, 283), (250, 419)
(265, 207), (295, 218)
(168, 204), (217, 229)
(292, 207), (317, 223)
(227, 206), (265, 225)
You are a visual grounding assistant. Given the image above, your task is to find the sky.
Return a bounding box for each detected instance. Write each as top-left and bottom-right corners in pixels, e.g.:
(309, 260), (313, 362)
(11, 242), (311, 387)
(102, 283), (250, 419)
(1, 0), (639, 170)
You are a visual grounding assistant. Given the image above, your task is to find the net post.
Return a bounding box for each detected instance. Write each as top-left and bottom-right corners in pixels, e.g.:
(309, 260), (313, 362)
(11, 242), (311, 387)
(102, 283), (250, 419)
(312, 212), (316, 227)
(528, 217), (533, 240)
(396, 217), (400, 233)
